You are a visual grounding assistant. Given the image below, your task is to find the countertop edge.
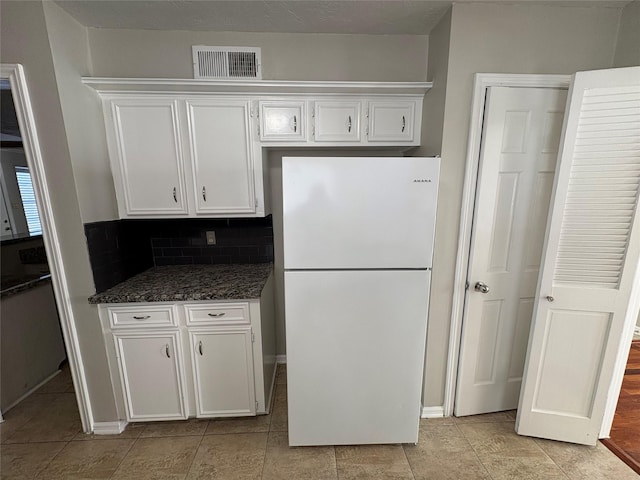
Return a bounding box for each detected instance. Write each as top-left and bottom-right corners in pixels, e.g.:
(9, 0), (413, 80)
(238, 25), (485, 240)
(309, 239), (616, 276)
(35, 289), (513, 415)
(1, 274), (52, 298)
(88, 264), (273, 305)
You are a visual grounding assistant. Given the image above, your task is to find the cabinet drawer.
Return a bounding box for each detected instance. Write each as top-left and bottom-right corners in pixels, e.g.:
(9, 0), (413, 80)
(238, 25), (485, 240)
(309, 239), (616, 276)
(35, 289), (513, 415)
(108, 305), (178, 330)
(185, 303), (250, 326)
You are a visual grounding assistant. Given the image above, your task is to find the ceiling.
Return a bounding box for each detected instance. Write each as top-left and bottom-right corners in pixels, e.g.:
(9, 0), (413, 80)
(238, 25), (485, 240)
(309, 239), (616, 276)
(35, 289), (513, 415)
(53, 0), (628, 35)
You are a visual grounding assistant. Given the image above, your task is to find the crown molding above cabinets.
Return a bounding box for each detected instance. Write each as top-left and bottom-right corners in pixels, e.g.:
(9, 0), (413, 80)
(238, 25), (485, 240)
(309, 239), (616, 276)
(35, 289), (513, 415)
(83, 78), (430, 219)
(81, 77), (432, 95)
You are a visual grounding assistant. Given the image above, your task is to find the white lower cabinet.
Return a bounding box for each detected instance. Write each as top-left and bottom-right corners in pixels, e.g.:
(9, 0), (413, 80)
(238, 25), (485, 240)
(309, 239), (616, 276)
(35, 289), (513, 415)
(189, 327), (256, 417)
(113, 331), (188, 421)
(99, 276), (276, 423)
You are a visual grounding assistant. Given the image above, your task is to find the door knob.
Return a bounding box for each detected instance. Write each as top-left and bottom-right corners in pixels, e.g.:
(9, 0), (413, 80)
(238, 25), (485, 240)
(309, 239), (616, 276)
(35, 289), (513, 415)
(474, 282), (490, 294)
(546, 295), (554, 302)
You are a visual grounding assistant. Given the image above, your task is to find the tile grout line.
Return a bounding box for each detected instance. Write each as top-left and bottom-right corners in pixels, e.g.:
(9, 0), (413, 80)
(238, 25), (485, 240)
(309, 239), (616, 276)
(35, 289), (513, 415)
(32, 439), (71, 479)
(184, 427), (208, 479)
(108, 429), (141, 479)
(401, 441), (418, 480)
(260, 430), (273, 480)
(532, 438), (572, 480)
(453, 421), (497, 480)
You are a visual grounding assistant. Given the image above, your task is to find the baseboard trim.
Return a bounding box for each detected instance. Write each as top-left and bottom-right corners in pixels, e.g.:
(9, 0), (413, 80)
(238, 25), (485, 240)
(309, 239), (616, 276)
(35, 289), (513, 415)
(93, 420), (127, 435)
(2, 369), (62, 414)
(276, 355), (287, 364)
(421, 406), (445, 418)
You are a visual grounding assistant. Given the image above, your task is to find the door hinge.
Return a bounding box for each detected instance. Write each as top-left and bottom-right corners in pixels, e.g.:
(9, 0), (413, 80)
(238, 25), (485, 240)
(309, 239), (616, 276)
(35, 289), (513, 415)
(254, 198), (258, 209)
(257, 123), (260, 136)
(465, 281), (470, 291)
(251, 332), (255, 343)
(255, 400), (259, 411)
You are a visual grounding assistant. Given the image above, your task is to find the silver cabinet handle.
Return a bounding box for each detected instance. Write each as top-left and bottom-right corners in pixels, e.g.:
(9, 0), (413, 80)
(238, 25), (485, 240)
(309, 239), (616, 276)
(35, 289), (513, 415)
(207, 312), (225, 317)
(293, 115), (297, 132)
(474, 282), (490, 294)
(347, 115), (352, 133)
(401, 115), (406, 132)
(546, 295), (555, 302)
(198, 341), (203, 356)
(132, 315), (150, 320)
(202, 186), (207, 202)
(165, 344), (171, 358)
(173, 187), (177, 203)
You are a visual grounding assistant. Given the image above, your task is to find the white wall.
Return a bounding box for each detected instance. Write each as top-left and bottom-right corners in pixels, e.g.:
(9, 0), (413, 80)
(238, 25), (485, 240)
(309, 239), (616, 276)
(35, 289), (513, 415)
(43, 2), (117, 223)
(613, 0), (640, 68)
(87, 29), (428, 81)
(416, 8), (451, 157)
(0, 0), (118, 422)
(422, 3), (621, 408)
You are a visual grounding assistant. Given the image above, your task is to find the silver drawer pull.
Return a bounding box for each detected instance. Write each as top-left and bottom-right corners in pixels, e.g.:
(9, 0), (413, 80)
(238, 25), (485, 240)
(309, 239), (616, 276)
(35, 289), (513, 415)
(202, 186), (207, 202)
(207, 312), (226, 318)
(198, 341), (203, 356)
(132, 315), (151, 320)
(165, 344), (171, 358)
(173, 187), (177, 203)
(401, 115), (406, 132)
(293, 115), (297, 132)
(347, 115), (352, 133)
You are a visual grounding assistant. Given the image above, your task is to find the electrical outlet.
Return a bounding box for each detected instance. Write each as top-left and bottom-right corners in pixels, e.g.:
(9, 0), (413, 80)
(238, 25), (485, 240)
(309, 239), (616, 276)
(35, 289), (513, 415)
(206, 231), (216, 245)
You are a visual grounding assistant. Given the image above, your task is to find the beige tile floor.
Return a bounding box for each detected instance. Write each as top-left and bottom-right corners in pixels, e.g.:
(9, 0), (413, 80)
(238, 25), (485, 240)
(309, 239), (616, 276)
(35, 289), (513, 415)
(1, 364), (637, 479)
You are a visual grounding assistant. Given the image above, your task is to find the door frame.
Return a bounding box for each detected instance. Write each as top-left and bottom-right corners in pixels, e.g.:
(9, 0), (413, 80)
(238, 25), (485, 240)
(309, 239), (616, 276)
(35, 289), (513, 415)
(1, 64), (93, 431)
(443, 73), (571, 418)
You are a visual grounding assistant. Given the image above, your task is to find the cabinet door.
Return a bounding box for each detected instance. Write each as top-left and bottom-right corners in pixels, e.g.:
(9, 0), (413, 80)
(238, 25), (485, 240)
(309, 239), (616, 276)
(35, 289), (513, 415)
(260, 101), (306, 141)
(108, 98), (188, 216)
(367, 100), (416, 142)
(186, 100), (256, 214)
(113, 331), (187, 421)
(190, 327), (256, 417)
(313, 101), (361, 142)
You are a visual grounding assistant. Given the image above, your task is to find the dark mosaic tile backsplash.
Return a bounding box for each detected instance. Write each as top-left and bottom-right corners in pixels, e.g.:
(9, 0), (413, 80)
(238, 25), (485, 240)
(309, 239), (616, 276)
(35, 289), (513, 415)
(85, 217), (273, 293)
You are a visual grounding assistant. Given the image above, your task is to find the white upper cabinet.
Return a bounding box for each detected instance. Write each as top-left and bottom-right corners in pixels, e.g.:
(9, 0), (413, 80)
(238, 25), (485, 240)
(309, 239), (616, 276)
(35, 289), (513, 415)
(366, 100), (417, 143)
(107, 98), (188, 216)
(259, 100), (306, 142)
(313, 100), (361, 142)
(186, 99), (256, 215)
(91, 80), (431, 218)
(102, 95), (265, 219)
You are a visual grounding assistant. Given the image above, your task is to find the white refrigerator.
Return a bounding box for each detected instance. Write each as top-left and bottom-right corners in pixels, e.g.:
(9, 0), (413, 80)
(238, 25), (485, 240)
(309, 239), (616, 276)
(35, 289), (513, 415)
(283, 156), (440, 446)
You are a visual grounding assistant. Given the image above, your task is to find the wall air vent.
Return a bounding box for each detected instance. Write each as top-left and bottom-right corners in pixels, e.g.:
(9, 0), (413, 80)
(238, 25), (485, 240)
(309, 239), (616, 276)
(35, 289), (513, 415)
(192, 46), (262, 80)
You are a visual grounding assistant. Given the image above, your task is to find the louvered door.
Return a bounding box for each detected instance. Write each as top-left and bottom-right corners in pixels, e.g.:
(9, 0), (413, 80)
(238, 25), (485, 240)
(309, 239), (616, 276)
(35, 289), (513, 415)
(516, 66), (640, 446)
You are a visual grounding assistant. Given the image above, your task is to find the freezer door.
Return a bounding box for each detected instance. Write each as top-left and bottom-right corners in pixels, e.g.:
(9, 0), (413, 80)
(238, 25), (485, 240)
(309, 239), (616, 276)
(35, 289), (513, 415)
(283, 156), (440, 269)
(285, 270), (430, 446)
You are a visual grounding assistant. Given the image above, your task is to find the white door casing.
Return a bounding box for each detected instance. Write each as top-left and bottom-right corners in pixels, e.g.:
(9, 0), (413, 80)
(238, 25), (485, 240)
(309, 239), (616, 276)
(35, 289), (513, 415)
(456, 87), (567, 416)
(517, 66), (640, 445)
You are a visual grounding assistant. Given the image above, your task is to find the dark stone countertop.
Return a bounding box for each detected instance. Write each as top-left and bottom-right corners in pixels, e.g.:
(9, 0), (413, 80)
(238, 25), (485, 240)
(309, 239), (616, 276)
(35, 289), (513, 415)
(1, 273), (52, 298)
(88, 263), (273, 304)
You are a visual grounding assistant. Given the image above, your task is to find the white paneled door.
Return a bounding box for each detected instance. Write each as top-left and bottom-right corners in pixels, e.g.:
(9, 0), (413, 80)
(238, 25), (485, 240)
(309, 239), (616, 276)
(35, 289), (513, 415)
(516, 67), (640, 445)
(456, 87), (567, 416)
